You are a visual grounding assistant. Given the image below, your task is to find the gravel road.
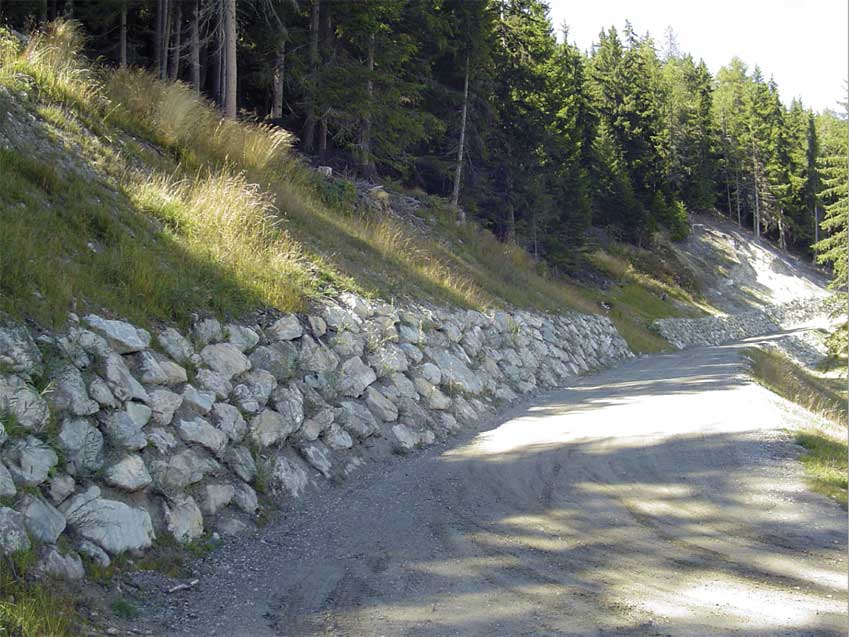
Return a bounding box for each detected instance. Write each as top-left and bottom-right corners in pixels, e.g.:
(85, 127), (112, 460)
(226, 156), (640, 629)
(137, 338), (847, 637)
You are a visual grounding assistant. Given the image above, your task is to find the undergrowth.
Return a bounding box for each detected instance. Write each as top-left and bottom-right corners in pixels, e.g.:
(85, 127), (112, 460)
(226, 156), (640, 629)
(0, 19), (702, 345)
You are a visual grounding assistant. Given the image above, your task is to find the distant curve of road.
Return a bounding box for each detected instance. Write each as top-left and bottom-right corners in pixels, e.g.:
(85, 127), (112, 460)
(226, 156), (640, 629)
(144, 334), (848, 637)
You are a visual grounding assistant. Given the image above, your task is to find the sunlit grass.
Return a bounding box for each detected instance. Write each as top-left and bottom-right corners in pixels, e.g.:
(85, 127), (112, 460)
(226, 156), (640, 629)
(796, 432), (848, 507)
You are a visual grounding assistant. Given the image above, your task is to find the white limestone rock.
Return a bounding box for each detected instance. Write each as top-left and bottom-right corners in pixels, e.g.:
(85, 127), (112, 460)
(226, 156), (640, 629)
(157, 328), (195, 364)
(195, 368), (232, 400)
(250, 408), (296, 448)
(164, 494), (203, 543)
(227, 325), (260, 352)
(201, 343), (251, 380)
(268, 315), (303, 341)
(0, 507), (30, 555)
(46, 365), (99, 416)
(19, 494), (65, 543)
(338, 356), (377, 398)
(199, 483), (235, 515)
(176, 417), (228, 456)
(4, 436), (58, 485)
(62, 486), (154, 555)
(0, 325), (42, 376)
(0, 375), (50, 430)
(322, 424), (353, 450)
(225, 446), (256, 483)
(211, 402), (247, 443)
(364, 386), (398, 421)
(148, 388), (183, 426)
(104, 454), (152, 491)
(57, 417), (104, 474)
(182, 384), (215, 415)
(84, 315), (150, 353)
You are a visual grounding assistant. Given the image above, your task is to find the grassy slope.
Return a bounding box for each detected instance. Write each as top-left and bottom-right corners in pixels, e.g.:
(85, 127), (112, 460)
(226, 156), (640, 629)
(745, 347), (848, 507)
(0, 21), (705, 353)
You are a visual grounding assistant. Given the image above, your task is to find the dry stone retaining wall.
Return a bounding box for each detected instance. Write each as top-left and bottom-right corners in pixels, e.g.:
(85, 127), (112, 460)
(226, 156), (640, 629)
(0, 293), (632, 579)
(652, 297), (835, 350)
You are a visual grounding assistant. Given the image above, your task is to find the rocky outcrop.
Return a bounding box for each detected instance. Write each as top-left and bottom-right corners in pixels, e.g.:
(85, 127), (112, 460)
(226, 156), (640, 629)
(0, 293), (631, 581)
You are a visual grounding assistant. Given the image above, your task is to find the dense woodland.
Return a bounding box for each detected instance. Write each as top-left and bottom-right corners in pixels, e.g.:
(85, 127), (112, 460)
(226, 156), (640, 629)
(1, 0), (847, 280)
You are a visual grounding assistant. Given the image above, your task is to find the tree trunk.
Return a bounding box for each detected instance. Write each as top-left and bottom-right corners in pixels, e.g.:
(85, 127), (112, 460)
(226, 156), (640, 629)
(119, 2), (127, 69)
(223, 0), (237, 118)
(190, 0), (201, 92)
(211, 28), (221, 105)
(752, 159), (761, 239)
(64, 0), (72, 17)
(155, 0), (163, 77)
(162, 0), (171, 80)
(271, 39), (285, 118)
(302, 0), (320, 152)
(358, 31), (376, 178)
(778, 211), (786, 251)
(735, 166), (742, 228)
(319, 114), (328, 157)
(169, 1), (182, 82)
(451, 52), (470, 223)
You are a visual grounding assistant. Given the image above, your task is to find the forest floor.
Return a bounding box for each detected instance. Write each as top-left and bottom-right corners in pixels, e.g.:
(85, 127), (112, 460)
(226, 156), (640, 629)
(123, 337), (846, 637)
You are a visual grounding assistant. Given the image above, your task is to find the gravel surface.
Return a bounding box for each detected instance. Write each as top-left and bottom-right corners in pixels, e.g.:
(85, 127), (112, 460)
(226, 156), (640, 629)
(132, 340), (847, 637)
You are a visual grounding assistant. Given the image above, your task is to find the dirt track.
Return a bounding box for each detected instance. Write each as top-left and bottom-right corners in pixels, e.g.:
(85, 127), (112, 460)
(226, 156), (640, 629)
(140, 337), (848, 636)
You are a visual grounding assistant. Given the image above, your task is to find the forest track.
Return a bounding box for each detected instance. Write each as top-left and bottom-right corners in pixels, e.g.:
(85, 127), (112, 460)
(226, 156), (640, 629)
(138, 334), (847, 637)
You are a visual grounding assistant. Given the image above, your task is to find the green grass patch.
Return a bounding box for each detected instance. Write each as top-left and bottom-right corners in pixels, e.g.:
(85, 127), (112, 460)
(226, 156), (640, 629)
(746, 347), (848, 423)
(795, 432), (848, 507)
(0, 551), (80, 637)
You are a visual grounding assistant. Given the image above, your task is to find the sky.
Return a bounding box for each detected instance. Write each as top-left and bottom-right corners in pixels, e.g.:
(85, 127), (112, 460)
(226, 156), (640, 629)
(547, 0), (848, 113)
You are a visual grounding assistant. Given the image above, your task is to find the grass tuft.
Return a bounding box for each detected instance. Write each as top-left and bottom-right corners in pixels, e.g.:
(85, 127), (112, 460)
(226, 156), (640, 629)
(796, 432), (848, 507)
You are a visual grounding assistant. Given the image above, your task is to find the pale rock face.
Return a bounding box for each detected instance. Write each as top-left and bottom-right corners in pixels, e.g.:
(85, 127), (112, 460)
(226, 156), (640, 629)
(227, 325), (260, 352)
(0, 507), (31, 555)
(298, 441), (333, 478)
(232, 369), (277, 413)
(195, 368), (232, 401)
(126, 401), (152, 428)
(217, 517), (249, 536)
(104, 353), (149, 403)
(413, 362), (441, 385)
(200, 343), (251, 380)
(0, 375), (50, 430)
(62, 486), (154, 555)
(146, 427), (179, 454)
(182, 384), (216, 415)
(249, 343), (298, 381)
(364, 386), (398, 421)
(19, 494), (66, 543)
(88, 376), (117, 408)
(49, 473), (75, 504)
(58, 417), (104, 474)
(268, 315), (303, 341)
(425, 348), (483, 395)
(150, 449), (219, 492)
(335, 401), (378, 439)
(148, 388), (183, 426)
(338, 356), (377, 398)
(225, 446), (256, 483)
(330, 331), (365, 357)
(232, 481), (258, 514)
(0, 461), (16, 498)
(133, 351), (170, 385)
(399, 343), (424, 364)
(199, 483), (235, 515)
(4, 436), (58, 485)
(157, 359), (188, 385)
(389, 373), (419, 401)
(0, 325), (42, 376)
(300, 408), (334, 441)
(84, 315), (150, 354)
(495, 386), (518, 403)
(36, 547), (86, 580)
(67, 327), (111, 360)
(211, 402), (247, 443)
(439, 413), (460, 432)
(307, 316), (327, 337)
(176, 417), (228, 457)
(413, 378), (451, 410)
(78, 539), (110, 568)
(299, 336), (340, 373)
(367, 343), (408, 377)
(271, 454), (309, 498)
(339, 292), (373, 321)
(391, 424), (434, 450)
(46, 365), (99, 416)
(193, 318), (223, 346)
(322, 424), (353, 450)
(323, 304), (363, 333)
(157, 327), (195, 364)
(100, 410), (147, 451)
(104, 454), (152, 492)
(250, 408), (296, 448)
(164, 494), (204, 543)
(270, 386), (304, 429)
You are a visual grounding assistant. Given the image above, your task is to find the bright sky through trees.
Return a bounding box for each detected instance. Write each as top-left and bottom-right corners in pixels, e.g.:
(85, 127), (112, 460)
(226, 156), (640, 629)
(549, 0), (848, 113)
